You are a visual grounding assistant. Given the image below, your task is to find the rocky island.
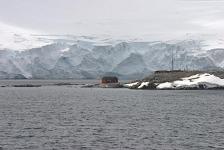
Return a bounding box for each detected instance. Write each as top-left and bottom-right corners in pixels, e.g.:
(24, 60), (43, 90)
(124, 70), (224, 90)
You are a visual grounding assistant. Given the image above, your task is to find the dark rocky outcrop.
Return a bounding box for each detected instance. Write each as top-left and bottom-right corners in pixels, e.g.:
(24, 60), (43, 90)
(128, 70), (224, 90)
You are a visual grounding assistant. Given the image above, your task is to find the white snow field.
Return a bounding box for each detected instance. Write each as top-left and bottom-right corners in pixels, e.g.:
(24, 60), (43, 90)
(0, 22), (53, 51)
(157, 73), (224, 89)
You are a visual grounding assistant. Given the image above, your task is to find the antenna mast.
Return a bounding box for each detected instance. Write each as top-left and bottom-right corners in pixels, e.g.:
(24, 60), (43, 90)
(171, 48), (174, 71)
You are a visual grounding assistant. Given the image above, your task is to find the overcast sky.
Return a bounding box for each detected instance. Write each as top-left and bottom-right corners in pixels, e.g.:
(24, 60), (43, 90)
(0, 0), (224, 38)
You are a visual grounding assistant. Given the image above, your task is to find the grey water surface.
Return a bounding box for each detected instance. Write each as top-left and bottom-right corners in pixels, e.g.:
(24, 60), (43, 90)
(0, 82), (224, 150)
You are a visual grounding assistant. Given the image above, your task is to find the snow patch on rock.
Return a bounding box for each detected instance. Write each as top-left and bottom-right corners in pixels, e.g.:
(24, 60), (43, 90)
(157, 73), (224, 89)
(138, 82), (149, 89)
(123, 82), (139, 88)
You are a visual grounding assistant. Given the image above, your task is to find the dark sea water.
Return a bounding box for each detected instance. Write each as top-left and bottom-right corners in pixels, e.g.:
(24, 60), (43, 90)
(0, 81), (224, 150)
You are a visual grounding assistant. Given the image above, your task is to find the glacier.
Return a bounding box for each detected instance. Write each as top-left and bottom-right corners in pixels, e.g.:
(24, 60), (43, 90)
(1, 23), (224, 79)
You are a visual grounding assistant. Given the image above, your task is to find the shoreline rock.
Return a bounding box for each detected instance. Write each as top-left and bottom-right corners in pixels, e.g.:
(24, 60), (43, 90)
(124, 70), (224, 90)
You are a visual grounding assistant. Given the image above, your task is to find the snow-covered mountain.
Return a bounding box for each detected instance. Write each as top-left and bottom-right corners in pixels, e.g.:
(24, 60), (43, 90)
(0, 23), (224, 79)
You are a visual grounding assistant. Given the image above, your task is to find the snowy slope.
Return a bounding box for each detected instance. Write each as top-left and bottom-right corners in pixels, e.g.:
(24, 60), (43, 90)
(0, 39), (224, 79)
(0, 22), (53, 51)
(1, 23), (224, 79)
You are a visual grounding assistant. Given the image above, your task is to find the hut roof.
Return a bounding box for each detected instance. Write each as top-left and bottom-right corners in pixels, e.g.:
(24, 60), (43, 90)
(101, 76), (118, 80)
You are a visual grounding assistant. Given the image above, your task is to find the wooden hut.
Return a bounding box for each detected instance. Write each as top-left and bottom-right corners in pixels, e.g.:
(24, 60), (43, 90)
(101, 76), (118, 84)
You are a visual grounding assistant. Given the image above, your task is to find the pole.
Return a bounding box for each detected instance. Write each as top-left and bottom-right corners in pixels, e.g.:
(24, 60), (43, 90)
(171, 48), (174, 71)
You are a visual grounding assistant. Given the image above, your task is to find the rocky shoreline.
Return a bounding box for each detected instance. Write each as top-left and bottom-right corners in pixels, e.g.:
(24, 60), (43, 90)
(124, 70), (224, 90)
(1, 70), (224, 90)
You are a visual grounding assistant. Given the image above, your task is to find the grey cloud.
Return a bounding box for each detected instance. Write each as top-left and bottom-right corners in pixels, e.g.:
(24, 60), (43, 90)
(0, 0), (223, 37)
